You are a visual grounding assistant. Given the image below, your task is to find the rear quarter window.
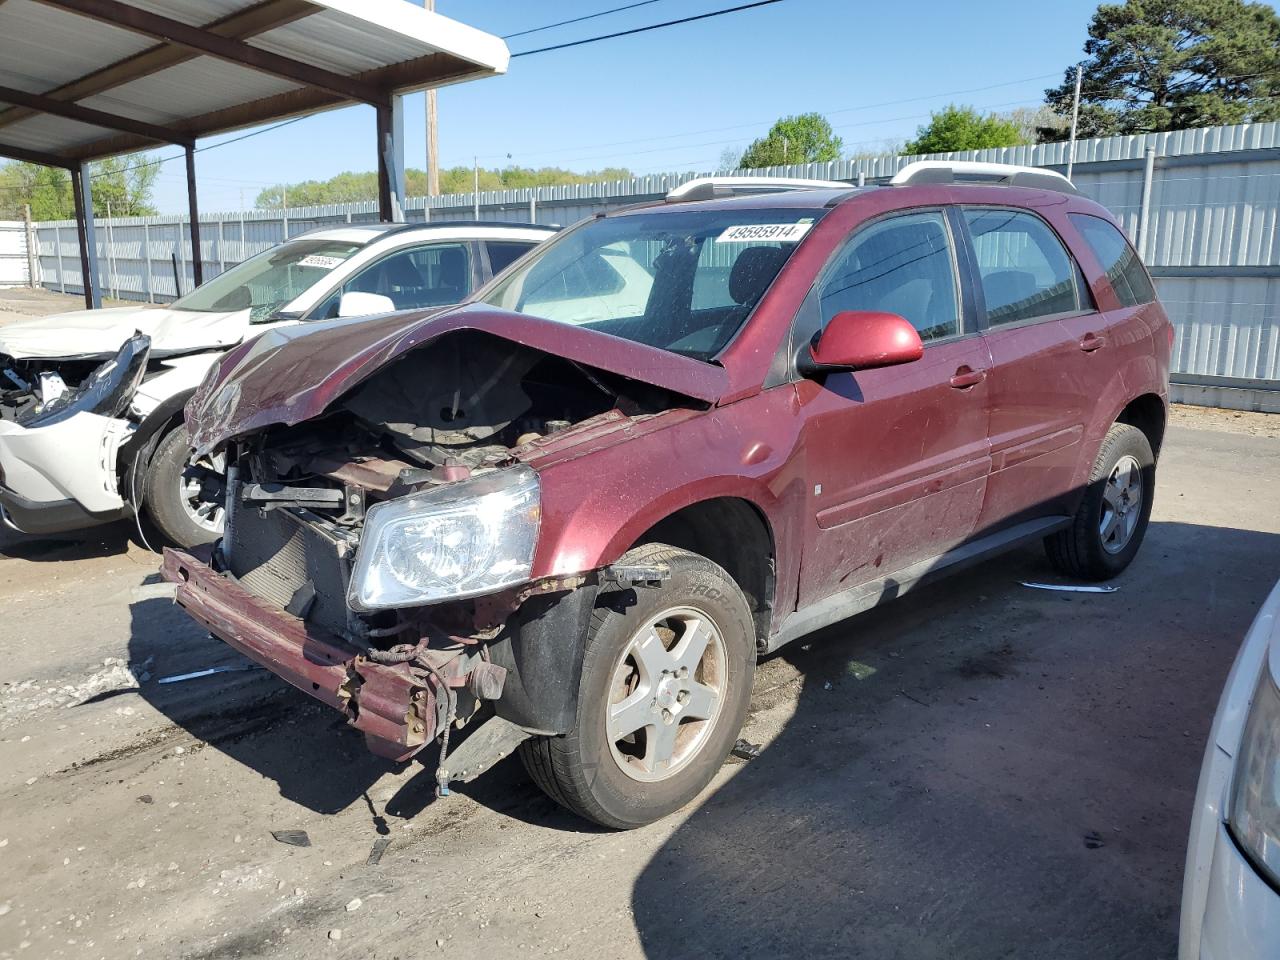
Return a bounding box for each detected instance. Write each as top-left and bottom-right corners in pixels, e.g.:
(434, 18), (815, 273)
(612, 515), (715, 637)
(1069, 214), (1157, 308)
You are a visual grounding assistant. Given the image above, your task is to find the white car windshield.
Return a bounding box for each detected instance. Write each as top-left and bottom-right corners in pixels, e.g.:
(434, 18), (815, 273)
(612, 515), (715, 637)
(479, 208), (823, 359)
(173, 238), (365, 322)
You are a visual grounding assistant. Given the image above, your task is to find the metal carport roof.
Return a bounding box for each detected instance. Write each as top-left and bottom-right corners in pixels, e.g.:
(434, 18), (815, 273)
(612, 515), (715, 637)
(0, 0), (510, 307)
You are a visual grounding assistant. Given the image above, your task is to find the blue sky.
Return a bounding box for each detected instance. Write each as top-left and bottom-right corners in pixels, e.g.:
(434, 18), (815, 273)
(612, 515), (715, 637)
(152, 0), (1120, 213)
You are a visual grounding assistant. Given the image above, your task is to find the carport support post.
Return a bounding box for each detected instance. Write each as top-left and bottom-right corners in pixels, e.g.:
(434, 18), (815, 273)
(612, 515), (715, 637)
(185, 144), (203, 288)
(70, 162), (101, 310)
(376, 98), (406, 223)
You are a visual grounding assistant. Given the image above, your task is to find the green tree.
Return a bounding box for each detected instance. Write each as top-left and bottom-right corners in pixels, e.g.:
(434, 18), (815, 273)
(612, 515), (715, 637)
(903, 105), (1028, 155)
(256, 165), (636, 208)
(0, 153), (158, 220)
(1045, 0), (1280, 137)
(738, 114), (843, 168)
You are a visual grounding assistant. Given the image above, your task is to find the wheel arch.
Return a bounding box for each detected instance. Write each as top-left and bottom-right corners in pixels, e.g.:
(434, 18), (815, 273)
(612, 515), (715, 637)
(118, 388), (196, 506)
(629, 496), (778, 648)
(1115, 392), (1167, 458)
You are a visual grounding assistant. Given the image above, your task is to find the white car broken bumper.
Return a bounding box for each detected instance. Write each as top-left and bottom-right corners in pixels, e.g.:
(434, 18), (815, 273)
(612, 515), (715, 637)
(0, 411), (134, 534)
(0, 333), (151, 535)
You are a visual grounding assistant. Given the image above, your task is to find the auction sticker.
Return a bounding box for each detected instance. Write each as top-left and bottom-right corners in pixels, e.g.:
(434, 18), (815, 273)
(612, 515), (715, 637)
(715, 222), (812, 243)
(297, 254), (344, 269)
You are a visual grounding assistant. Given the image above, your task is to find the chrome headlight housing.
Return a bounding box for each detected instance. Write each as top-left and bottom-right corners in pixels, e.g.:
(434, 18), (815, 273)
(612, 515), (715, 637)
(347, 465), (540, 611)
(1229, 668), (1280, 887)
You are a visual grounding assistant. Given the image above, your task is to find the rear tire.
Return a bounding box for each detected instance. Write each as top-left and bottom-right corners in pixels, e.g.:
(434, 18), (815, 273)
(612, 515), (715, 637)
(142, 424), (221, 549)
(1044, 422), (1154, 580)
(519, 543), (756, 829)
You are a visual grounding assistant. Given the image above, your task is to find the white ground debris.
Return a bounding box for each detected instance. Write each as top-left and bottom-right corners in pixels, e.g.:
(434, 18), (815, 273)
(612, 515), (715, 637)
(0, 656), (152, 728)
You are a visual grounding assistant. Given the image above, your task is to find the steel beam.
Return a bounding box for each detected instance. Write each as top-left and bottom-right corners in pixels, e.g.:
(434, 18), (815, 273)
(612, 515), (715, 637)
(0, 0), (315, 132)
(65, 51), (477, 162)
(70, 163), (101, 309)
(376, 103), (394, 223)
(185, 145), (203, 288)
(0, 83), (192, 145)
(34, 0), (388, 106)
(0, 141), (77, 168)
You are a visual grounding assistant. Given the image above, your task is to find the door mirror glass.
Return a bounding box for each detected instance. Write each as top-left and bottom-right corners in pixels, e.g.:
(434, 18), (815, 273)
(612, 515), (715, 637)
(805, 310), (923, 373)
(337, 291), (396, 318)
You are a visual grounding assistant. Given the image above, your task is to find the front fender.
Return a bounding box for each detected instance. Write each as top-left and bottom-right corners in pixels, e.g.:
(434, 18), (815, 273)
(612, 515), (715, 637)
(528, 388), (805, 581)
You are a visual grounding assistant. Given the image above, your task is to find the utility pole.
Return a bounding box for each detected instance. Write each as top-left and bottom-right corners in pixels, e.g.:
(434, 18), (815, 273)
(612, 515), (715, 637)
(425, 0), (439, 196)
(473, 155), (480, 219)
(1066, 63), (1083, 182)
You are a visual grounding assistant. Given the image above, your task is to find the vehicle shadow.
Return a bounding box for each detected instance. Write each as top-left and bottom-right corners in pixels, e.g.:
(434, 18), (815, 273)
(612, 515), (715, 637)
(126, 594), (398, 815)
(629, 520), (1280, 959)
(0, 518), (143, 561)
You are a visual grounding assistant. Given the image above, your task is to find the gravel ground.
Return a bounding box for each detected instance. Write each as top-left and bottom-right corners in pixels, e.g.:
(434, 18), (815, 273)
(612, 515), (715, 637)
(0, 287), (133, 319)
(0, 416), (1276, 960)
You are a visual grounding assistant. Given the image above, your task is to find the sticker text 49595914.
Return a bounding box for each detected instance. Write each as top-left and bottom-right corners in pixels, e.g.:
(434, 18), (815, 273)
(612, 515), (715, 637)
(715, 222), (812, 244)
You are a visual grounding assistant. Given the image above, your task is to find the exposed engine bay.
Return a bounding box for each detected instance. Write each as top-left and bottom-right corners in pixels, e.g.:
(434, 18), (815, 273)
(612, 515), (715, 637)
(195, 330), (693, 775)
(0, 336), (150, 427)
(227, 329), (685, 516)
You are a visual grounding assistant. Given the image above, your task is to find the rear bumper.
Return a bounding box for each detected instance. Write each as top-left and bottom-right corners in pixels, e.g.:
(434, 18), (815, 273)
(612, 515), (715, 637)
(160, 546), (435, 761)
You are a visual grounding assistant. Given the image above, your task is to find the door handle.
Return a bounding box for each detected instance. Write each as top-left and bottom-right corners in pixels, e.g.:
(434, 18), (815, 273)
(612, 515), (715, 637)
(949, 366), (987, 389)
(1079, 332), (1107, 352)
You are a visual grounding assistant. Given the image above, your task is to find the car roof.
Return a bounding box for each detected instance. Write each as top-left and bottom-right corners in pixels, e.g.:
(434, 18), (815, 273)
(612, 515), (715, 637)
(610, 186), (867, 217)
(303, 221), (558, 243)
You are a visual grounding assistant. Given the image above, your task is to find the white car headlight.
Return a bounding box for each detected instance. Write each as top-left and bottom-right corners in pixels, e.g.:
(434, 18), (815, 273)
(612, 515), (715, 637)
(1229, 668), (1280, 886)
(347, 466), (540, 611)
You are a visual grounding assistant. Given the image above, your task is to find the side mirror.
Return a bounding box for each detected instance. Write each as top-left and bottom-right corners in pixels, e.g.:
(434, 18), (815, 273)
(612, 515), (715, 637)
(801, 310), (924, 374)
(337, 291), (396, 318)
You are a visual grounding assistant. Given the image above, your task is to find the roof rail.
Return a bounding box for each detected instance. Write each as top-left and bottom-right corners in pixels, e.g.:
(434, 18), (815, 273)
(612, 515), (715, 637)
(889, 161), (1079, 195)
(666, 175), (852, 202)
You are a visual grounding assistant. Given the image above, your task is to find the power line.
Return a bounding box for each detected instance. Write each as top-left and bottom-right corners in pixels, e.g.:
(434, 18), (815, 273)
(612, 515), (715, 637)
(502, 0), (667, 40)
(511, 0), (785, 58)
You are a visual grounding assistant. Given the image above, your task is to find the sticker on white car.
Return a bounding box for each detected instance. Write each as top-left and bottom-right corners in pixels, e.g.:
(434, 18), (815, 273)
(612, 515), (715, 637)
(297, 254), (346, 269)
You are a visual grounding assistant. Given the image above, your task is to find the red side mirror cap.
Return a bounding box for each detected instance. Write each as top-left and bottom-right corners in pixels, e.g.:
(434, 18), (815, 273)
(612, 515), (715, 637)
(805, 310), (924, 373)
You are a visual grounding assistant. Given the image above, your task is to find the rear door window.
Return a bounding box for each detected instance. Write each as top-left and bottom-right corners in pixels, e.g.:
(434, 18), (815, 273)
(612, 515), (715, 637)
(963, 209), (1084, 325)
(818, 211), (961, 342)
(1068, 214), (1157, 307)
(485, 240), (538, 277)
(312, 242), (472, 318)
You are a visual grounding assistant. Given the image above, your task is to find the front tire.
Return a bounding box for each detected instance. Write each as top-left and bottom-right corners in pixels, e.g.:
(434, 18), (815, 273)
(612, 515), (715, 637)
(1045, 422), (1155, 580)
(519, 543), (756, 829)
(142, 425), (223, 548)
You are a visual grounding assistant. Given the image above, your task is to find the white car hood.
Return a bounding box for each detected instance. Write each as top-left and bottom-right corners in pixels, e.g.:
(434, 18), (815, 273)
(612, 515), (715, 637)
(0, 305), (251, 361)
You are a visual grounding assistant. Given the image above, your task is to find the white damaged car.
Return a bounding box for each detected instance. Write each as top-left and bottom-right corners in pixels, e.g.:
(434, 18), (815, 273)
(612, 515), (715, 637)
(0, 220), (553, 546)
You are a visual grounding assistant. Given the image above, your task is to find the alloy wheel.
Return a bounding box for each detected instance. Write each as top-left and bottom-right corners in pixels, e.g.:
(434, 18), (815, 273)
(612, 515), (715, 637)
(605, 606), (727, 783)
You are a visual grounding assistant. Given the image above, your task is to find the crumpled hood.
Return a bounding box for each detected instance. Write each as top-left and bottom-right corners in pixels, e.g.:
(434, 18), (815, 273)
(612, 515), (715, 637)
(0, 305), (251, 361)
(187, 303), (728, 456)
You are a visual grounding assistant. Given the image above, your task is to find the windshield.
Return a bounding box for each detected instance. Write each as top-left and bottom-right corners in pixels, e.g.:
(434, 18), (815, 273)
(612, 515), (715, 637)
(173, 238), (366, 322)
(479, 207), (823, 359)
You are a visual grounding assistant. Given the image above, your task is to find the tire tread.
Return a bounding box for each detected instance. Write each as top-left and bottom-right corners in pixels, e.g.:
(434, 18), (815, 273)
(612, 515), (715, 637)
(518, 543), (748, 829)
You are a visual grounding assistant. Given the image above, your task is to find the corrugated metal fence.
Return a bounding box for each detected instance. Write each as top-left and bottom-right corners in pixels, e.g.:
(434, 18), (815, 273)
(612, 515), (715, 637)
(0, 220), (34, 287)
(28, 120), (1280, 410)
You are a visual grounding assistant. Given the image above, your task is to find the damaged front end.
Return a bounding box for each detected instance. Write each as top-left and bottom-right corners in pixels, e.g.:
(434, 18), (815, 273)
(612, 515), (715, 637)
(163, 319), (704, 787)
(0, 334), (151, 533)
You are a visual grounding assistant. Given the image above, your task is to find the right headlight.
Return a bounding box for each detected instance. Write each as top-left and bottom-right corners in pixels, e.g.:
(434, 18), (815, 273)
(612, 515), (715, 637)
(1228, 667), (1280, 886)
(347, 465), (541, 611)
(20, 332), (150, 427)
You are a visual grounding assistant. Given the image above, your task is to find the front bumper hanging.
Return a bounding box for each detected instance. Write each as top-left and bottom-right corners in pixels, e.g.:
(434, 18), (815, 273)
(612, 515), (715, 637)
(161, 546), (436, 761)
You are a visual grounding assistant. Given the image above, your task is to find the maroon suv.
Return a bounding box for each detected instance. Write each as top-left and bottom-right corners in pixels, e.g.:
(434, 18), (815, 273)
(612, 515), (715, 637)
(162, 165), (1171, 828)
